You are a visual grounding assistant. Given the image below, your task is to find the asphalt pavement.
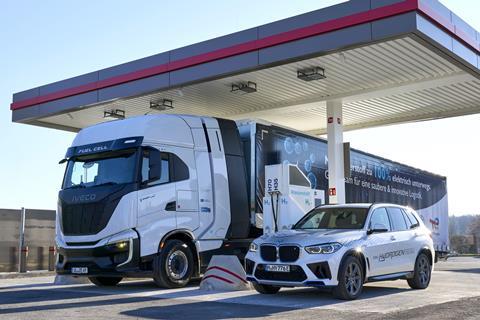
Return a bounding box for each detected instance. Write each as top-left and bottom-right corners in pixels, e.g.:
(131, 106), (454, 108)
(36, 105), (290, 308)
(0, 257), (479, 319)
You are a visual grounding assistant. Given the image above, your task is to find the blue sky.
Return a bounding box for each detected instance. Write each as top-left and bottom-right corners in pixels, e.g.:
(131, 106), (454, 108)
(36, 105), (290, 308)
(0, 0), (479, 215)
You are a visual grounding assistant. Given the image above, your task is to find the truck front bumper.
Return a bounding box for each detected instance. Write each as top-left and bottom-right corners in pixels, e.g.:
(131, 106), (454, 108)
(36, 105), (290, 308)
(56, 236), (141, 277)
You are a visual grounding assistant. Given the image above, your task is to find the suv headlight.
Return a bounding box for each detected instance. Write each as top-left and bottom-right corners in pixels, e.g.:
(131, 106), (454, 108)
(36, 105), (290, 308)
(249, 242), (259, 252)
(305, 242), (342, 254)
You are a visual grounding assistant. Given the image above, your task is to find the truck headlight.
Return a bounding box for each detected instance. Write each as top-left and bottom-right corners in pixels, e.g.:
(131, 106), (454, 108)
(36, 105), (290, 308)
(249, 242), (259, 252)
(105, 240), (130, 252)
(305, 242), (342, 254)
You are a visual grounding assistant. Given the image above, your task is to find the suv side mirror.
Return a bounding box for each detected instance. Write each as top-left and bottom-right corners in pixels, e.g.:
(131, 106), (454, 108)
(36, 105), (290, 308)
(367, 223), (389, 235)
(147, 149), (162, 182)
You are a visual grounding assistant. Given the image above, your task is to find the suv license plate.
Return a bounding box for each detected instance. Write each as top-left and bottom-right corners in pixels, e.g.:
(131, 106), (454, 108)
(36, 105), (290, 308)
(71, 267), (88, 274)
(265, 264), (290, 272)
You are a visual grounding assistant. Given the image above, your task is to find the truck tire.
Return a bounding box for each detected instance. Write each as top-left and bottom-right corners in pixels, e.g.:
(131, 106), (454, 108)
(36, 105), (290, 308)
(333, 255), (364, 300)
(89, 277), (122, 286)
(252, 283), (281, 294)
(407, 252), (431, 289)
(153, 239), (194, 288)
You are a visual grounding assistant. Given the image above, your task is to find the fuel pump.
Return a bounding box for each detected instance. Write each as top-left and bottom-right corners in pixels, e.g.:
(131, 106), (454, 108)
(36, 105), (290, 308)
(262, 163), (322, 234)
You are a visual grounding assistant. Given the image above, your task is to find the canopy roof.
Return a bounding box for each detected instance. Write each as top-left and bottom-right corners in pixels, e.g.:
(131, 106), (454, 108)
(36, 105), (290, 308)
(11, 0), (480, 134)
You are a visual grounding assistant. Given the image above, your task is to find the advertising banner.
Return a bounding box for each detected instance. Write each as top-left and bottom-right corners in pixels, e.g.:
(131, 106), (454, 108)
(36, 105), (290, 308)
(253, 123), (448, 251)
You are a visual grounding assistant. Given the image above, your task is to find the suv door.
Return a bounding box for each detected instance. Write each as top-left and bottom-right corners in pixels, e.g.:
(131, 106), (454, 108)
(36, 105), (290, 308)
(386, 207), (417, 273)
(364, 207), (396, 276)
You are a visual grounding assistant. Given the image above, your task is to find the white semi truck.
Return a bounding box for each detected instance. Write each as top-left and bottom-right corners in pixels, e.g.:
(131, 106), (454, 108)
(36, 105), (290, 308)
(55, 114), (448, 287)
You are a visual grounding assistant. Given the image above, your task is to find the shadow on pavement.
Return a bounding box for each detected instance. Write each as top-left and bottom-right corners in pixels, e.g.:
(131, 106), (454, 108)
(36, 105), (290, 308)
(440, 268), (480, 274)
(0, 278), (410, 317)
(121, 300), (296, 320)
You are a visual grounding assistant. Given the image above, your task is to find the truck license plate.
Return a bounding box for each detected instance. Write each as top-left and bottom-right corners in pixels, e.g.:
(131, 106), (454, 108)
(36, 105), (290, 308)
(71, 267), (88, 274)
(265, 264), (290, 272)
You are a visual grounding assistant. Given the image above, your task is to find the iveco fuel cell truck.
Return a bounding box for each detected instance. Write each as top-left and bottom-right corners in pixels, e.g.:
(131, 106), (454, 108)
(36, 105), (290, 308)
(56, 114), (448, 287)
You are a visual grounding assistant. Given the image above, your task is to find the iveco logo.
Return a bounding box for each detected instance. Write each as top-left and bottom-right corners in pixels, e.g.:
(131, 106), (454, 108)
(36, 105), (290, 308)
(72, 194), (97, 202)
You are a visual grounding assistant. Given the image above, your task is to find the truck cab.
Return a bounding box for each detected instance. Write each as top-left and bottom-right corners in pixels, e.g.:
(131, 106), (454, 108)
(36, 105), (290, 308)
(56, 114), (252, 287)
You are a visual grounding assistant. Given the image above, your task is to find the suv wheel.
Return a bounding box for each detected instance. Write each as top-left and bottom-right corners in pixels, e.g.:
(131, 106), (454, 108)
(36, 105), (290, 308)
(333, 256), (364, 300)
(252, 283), (281, 294)
(153, 239), (194, 288)
(407, 252), (431, 289)
(89, 277), (122, 286)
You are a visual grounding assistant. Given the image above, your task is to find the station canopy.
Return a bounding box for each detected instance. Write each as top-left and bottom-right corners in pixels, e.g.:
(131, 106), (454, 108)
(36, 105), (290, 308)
(10, 0), (480, 135)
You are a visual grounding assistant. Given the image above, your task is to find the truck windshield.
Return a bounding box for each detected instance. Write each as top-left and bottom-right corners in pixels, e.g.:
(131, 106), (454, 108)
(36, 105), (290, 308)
(63, 148), (137, 189)
(294, 207), (368, 230)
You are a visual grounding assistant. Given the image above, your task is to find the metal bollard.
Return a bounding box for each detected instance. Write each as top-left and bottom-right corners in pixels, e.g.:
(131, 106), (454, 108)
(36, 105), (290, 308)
(48, 246), (56, 271)
(19, 246), (28, 273)
(18, 207), (27, 273)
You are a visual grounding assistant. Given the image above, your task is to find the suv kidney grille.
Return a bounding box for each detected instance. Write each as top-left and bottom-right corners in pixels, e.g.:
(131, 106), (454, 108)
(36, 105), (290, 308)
(260, 245), (277, 261)
(279, 246), (300, 262)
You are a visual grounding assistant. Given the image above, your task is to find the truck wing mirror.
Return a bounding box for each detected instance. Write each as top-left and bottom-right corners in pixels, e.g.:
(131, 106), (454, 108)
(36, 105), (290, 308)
(367, 223), (389, 235)
(148, 149), (162, 182)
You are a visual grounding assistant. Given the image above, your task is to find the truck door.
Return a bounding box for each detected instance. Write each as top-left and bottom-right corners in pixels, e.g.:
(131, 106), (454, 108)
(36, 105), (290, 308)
(137, 148), (177, 256)
(171, 148), (199, 231)
(363, 207), (397, 276)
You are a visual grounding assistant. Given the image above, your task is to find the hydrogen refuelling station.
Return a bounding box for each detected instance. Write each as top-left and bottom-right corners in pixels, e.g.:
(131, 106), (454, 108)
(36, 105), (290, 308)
(11, 0), (480, 205)
(5, 0), (480, 316)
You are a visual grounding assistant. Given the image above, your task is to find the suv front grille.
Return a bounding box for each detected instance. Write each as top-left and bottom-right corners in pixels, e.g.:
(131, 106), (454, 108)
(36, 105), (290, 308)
(260, 245), (301, 262)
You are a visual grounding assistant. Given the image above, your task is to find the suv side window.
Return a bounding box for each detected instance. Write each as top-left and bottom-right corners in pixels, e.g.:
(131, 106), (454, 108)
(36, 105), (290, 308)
(369, 208), (391, 231)
(387, 207), (408, 231)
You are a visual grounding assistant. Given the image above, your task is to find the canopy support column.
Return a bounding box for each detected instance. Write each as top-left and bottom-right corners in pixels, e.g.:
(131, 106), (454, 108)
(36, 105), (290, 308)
(326, 100), (346, 204)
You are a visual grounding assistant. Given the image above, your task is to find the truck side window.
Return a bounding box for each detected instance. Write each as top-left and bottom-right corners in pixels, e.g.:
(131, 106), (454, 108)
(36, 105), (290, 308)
(142, 149), (169, 185)
(369, 208), (391, 231)
(171, 154), (189, 181)
(387, 207), (408, 231)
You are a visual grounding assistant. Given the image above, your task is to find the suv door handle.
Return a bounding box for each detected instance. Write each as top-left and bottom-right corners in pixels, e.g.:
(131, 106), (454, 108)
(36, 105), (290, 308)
(165, 201), (176, 211)
(390, 235), (396, 241)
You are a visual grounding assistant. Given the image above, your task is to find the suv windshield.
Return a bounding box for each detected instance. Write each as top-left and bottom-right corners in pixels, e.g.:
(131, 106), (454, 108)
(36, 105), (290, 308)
(63, 148), (138, 189)
(294, 207), (368, 230)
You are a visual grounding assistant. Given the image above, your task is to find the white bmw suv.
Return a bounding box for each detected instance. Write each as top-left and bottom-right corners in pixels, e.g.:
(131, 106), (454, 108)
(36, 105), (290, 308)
(245, 203), (434, 300)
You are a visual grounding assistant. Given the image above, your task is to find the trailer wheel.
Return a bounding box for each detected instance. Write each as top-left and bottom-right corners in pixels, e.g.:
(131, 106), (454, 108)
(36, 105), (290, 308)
(153, 239), (194, 288)
(332, 255), (364, 300)
(252, 283), (281, 294)
(407, 252), (431, 289)
(89, 277), (122, 286)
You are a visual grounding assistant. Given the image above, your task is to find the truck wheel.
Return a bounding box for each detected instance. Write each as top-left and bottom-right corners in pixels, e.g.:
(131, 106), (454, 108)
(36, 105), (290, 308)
(252, 283), (281, 294)
(407, 252), (431, 289)
(333, 256), (364, 300)
(89, 277), (122, 286)
(153, 239), (194, 288)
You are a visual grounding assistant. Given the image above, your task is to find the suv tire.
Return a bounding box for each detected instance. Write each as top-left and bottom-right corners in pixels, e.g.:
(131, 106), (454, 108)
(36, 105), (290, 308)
(333, 255), (364, 300)
(407, 252), (431, 289)
(153, 239), (194, 288)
